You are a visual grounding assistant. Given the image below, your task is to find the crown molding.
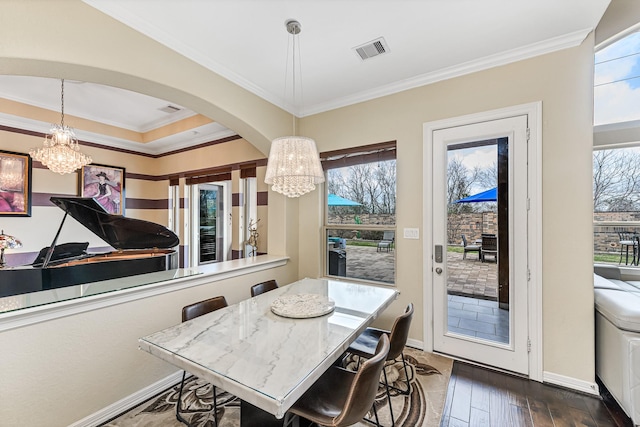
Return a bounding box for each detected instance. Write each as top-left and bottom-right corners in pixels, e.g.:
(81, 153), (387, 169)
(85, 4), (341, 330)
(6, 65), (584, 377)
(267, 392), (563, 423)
(302, 28), (594, 117)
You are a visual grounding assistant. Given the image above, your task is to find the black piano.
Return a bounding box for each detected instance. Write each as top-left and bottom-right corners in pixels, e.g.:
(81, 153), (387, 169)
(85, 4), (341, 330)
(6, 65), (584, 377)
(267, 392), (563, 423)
(0, 197), (180, 298)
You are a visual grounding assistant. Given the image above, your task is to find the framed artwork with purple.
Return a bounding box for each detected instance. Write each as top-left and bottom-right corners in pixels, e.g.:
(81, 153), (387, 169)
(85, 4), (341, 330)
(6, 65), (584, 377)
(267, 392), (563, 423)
(80, 163), (125, 215)
(0, 150), (32, 217)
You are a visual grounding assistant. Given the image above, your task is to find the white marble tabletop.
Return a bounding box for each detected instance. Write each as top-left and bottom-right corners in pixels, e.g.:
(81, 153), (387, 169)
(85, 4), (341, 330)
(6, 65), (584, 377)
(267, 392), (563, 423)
(138, 277), (398, 418)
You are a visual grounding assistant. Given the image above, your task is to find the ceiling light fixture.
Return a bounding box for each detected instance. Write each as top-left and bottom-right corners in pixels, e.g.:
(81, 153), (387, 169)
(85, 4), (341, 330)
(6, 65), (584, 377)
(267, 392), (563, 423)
(264, 19), (324, 198)
(29, 79), (92, 175)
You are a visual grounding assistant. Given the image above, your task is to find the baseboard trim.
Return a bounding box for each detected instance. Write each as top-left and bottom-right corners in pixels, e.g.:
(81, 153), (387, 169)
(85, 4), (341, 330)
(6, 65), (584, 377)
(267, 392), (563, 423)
(543, 371), (600, 396)
(406, 338), (424, 350)
(68, 371), (182, 427)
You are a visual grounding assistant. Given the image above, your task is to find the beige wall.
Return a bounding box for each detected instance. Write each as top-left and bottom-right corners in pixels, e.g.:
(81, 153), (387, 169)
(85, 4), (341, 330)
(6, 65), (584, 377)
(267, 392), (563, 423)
(0, 267), (297, 427)
(300, 39), (597, 381)
(0, 3), (295, 424)
(0, 0), (602, 424)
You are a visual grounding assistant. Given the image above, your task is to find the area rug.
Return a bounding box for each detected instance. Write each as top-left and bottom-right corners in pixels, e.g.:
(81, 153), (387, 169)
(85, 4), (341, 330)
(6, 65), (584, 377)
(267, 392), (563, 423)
(102, 347), (452, 427)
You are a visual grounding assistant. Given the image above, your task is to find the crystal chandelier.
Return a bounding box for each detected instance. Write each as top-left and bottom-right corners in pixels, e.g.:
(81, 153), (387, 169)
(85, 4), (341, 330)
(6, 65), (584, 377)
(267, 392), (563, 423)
(264, 20), (324, 198)
(29, 79), (92, 175)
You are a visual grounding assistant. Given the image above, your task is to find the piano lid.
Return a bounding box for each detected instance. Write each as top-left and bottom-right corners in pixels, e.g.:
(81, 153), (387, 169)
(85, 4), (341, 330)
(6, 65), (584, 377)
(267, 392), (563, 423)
(50, 197), (179, 250)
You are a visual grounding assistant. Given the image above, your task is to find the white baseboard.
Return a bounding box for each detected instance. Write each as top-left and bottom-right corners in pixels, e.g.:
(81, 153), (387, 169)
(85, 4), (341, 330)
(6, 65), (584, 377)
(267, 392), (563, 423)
(68, 371), (182, 427)
(406, 338), (424, 350)
(543, 371), (600, 396)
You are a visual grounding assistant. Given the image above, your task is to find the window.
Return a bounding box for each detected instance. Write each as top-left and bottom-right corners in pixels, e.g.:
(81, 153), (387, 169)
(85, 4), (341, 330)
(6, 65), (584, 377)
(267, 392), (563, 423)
(593, 147), (640, 266)
(595, 31), (640, 126)
(593, 30), (640, 267)
(322, 142), (396, 284)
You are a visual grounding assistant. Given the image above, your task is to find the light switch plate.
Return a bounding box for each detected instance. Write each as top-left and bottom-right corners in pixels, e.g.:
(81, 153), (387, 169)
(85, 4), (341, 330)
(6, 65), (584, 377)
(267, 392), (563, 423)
(403, 228), (419, 239)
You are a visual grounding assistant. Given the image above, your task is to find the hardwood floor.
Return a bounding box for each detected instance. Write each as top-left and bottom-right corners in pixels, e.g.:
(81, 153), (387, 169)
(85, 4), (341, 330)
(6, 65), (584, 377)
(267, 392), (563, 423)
(440, 362), (633, 427)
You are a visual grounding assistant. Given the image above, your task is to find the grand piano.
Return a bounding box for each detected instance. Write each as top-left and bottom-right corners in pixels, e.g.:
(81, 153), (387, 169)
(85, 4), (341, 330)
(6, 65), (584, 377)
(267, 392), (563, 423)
(0, 197), (180, 298)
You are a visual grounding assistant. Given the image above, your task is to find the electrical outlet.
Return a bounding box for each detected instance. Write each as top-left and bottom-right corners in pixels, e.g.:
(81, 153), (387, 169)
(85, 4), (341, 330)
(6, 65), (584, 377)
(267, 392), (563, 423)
(403, 228), (419, 239)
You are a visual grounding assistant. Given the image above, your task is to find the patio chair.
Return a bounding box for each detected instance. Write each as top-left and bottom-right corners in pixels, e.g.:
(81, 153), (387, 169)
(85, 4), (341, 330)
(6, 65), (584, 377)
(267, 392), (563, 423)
(377, 231), (395, 252)
(481, 235), (498, 263)
(462, 234), (481, 260)
(618, 231), (638, 265)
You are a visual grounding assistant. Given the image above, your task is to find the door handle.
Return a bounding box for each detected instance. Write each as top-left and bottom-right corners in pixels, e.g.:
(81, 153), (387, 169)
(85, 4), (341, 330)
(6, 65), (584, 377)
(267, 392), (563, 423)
(435, 267), (443, 275)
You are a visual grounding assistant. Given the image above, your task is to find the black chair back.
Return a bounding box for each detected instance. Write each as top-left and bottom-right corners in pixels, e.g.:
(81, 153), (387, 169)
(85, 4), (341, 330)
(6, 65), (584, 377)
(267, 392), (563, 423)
(251, 279), (278, 297)
(182, 296), (228, 322)
(388, 303), (414, 360)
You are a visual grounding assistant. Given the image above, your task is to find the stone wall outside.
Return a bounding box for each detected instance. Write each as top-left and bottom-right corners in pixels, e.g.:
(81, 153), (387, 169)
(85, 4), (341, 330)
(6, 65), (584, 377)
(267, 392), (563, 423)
(594, 211), (640, 255)
(447, 212), (497, 245)
(328, 211), (640, 254)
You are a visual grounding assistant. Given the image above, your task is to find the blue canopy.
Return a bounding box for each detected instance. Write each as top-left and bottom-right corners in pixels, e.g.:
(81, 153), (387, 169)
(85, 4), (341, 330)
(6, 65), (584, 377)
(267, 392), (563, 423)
(328, 194), (361, 206)
(454, 187), (497, 203)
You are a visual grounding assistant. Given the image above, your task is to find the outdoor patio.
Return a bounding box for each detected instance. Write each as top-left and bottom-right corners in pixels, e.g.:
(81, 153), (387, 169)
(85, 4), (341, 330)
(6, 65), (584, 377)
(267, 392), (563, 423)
(341, 244), (504, 342)
(339, 245), (498, 301)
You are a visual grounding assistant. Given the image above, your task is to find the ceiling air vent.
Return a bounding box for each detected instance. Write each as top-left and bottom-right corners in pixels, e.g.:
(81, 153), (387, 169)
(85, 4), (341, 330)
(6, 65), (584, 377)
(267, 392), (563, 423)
(353, 37), (389, 61)
(159, 104), (181, 114)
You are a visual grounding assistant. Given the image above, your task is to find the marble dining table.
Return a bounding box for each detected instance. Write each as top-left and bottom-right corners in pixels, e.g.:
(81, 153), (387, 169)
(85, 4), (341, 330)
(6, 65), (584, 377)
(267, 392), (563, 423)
(138, 277), (398, 426)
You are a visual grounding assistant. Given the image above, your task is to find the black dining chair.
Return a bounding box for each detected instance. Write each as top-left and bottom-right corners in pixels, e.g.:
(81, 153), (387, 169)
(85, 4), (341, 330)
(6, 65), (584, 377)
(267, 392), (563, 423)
(283, 334), (390, 427)
(347, 303), (414, 427)
(177, 295), (228, 426)
(250, 279), (278, 297)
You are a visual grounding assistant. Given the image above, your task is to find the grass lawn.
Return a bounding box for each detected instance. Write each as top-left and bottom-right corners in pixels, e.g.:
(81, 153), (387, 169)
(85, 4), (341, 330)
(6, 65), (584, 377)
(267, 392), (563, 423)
(346, 242), (626, 265)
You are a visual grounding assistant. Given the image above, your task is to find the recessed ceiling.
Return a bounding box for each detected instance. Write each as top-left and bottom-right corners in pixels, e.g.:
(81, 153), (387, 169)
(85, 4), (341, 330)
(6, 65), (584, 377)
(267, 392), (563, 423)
(0, 1), (611, 154)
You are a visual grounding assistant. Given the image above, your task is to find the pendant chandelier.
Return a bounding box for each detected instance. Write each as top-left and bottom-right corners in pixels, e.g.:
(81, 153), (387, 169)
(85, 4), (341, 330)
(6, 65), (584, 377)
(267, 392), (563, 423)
(29, 79), (92, 175)
(264, 20), (324, 198)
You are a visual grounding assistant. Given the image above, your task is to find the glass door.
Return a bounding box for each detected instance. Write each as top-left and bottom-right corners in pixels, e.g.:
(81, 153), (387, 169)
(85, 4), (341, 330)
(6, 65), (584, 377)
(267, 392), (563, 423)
(432, 116), (529, 375)
(198, 184), (223, 264)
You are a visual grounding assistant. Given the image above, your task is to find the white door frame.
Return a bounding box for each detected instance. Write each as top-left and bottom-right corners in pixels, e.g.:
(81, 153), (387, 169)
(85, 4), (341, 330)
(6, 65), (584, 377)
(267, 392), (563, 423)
(422, 102), (542, 381)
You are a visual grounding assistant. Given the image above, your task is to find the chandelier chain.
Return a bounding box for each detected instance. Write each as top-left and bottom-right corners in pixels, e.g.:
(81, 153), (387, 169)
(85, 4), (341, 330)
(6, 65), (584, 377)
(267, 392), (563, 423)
(264, 19), (325, 198)
(60, 79), (65, 127)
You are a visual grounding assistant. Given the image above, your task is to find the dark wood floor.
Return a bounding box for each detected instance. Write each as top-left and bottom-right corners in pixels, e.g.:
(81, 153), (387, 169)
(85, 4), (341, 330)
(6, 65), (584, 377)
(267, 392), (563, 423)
(440, 362), (633, 427)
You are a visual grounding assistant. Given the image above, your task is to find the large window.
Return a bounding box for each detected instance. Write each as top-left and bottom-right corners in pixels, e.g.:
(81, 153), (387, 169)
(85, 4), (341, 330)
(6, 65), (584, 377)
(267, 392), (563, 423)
(593, 147), (640, 266)
(322, 142), (396, 284)
(593, 30), (640, 267)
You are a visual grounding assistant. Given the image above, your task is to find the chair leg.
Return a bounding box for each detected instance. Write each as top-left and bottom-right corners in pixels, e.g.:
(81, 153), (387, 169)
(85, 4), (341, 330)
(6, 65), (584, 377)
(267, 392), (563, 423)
(382, 367), (395, 427)
(372, 402), (381, 427)
(382, 353), (413, 396)
(212, 385), (218, 426)
(626, 245), (630, 265)
(620, 244), (624, 264)
(176, 371), (191, 426)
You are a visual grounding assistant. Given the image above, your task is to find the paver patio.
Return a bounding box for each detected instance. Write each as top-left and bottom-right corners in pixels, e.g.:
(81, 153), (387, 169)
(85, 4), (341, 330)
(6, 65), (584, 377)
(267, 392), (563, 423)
(446, 251), (498, 300)
(338, 245), (498, 300)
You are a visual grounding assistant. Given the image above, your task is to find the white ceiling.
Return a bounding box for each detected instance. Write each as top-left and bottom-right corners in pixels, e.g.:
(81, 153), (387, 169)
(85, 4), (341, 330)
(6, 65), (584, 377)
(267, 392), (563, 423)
(0, 1), (611, 154)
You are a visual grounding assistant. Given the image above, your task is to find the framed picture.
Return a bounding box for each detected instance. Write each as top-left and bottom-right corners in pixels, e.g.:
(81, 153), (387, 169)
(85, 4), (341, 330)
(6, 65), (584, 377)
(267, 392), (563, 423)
(0, 150), (32, 217)
(80, 163), (125, 215)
